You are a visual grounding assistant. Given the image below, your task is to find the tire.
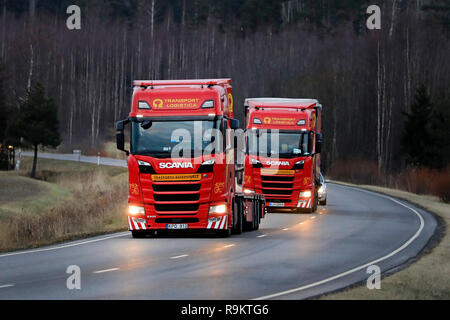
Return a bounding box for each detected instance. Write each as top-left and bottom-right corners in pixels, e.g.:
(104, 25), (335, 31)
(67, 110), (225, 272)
(253, 201), (260, 230)
(319, 199), (327, 206)
(312, 190), (318, 213)
(232, 199), (243, 235)
(131, 230), (146, 238)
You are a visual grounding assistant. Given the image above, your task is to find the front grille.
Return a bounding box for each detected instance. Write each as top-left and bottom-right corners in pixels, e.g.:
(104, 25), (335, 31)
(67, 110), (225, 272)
(155, 204), (199, 212)
(262, 182), (293, 189)
(261, 175), (294, 182)
(153, 184), (201, 192)
(262, 189), (292, 195)
(155, 218), (199, 223)
(153, 194), (200, 202)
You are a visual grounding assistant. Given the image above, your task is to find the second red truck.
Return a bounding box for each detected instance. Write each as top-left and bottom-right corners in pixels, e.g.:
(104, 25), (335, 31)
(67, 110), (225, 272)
(243, 98), (323, 213)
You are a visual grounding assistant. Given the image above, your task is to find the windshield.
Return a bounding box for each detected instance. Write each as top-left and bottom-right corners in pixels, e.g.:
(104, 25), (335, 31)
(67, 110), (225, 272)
(247, 130), (311, 158)
(131, 120), (222, 158)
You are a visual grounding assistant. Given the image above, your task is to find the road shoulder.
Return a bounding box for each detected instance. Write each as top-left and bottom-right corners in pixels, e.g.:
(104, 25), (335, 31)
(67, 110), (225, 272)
(321, 181), (448, 299)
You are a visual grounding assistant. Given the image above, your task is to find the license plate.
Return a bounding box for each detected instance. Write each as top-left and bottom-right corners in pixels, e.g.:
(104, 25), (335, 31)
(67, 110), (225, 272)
(152, 174), (201, 182)
(166, 224), (188, 230)
(269, 202), (285, 207)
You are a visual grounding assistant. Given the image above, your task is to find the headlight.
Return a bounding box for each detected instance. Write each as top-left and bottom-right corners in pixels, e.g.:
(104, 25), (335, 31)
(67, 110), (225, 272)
(299, 191), (312, 198)
(244, 189), (255, 194)
(318, 186), (325, 194)
(128, 205), (145, 216)
(138, 160), (151, 166)
(253, 118), (262, 124)
(251, 158), (260, 165)
(251, 158), (263, 168)
(202, 159), (215, 166)
(209, 204), (227, 214)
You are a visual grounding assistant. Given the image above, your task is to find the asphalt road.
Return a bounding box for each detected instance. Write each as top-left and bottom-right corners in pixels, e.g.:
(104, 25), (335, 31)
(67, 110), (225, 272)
(0, 153), (436, 299)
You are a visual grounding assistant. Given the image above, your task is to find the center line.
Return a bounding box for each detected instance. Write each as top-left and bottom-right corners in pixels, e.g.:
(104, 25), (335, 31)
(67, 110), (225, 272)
(93, 268), (120, 274)
(223, 244), (235, 248)
(171, 254), (189, 259)
(0, 284), (14, 289)
(257, 234), (267, 238)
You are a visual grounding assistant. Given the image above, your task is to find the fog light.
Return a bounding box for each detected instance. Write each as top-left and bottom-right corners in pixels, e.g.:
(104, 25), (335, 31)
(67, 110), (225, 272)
(128, 205), (145, 216)
(299, 191), (312, 198)
(209, 204), (227, 214)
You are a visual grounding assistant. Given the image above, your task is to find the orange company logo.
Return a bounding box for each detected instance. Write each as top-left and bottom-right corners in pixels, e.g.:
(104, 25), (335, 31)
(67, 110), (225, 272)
(228, 93), (234, 113)
(263, 117), (271, 124)
(130, 183), (140, 195)
(153, 99), (163, 109)
(303, 177), (311, 186)
(214, 182), (225, 194)
(245, 175), (252, 184)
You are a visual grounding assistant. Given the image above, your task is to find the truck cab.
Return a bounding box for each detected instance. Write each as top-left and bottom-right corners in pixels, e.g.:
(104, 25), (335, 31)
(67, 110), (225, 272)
(243, 98), (323, 213)
(116, 79), (241, 237)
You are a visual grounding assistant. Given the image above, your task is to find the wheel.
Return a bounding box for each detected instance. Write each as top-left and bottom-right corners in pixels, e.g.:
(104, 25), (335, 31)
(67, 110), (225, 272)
(131, 230), (146, 238)
(312, 190), (318, 212)
(232, 199), (243, 235)
(319, 199), (327, 206)
(253, 201), (260, 230)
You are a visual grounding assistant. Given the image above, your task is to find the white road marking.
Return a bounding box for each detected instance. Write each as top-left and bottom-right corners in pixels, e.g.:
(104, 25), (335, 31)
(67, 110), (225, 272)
(282, 228), (289, 231)
(0, 284), (14, 289)
(257, 234), (267, 238)
(93, 268), (120, 274)
(253, 186), (426, 300)
(299, 222), (305, 225)
(0, 232), (129, 259)
(171, 254), (189, 259)
(311, 217), (316, 219)
(223, 244), (235, 248)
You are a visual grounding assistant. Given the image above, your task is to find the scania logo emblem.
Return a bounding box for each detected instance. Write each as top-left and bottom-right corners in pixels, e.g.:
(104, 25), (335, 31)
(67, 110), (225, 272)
(266, 161), (290, 166)
(159, 162), (194, 169)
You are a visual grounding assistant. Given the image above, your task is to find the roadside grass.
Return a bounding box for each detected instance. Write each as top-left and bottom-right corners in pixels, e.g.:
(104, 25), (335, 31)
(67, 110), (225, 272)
(0, 172), (72, 219)
(0, 158), (128, 252)
(321, 182), (449, 300)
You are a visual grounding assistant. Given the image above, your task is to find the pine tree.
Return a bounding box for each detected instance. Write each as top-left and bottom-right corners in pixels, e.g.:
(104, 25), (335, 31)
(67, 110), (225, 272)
(0, 65), (7, 144)
(401, 85), (439, 168)
(14, 83), (61, 178)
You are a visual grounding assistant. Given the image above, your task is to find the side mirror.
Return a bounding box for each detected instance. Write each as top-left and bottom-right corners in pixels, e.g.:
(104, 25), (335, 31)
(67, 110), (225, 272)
(116, 119), (129, 154)
(230, 118), (240, 130)
(315, 133), (323, 154)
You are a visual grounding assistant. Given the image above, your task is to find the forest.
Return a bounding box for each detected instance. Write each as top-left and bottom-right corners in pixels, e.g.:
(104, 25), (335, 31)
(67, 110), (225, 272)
(0, 0), (449, 184)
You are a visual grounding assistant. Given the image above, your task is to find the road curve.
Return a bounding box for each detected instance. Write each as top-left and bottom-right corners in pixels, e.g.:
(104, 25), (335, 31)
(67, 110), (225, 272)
(0, 156), (437, 300)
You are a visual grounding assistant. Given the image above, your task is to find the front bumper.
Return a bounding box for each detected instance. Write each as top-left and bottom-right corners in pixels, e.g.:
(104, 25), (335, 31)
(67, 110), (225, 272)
(127, 215), (229, 231)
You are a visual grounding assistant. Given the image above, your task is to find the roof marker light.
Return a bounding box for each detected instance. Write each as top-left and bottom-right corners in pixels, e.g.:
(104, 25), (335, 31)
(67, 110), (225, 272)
(253, 118), (262, 124)
(297, 119), (306, 125)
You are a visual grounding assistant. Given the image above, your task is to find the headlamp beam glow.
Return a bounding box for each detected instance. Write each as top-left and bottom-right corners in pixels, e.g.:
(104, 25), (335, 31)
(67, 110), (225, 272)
(128, 205), (145, 216)
(299, 191), (312, 198)
(209, 204), (227, 214)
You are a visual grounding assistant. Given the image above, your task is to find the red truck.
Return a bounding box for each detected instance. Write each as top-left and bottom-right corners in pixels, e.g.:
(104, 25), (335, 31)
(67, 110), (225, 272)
(116, 79), (265, 238)
(243, 98), (323, 213)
